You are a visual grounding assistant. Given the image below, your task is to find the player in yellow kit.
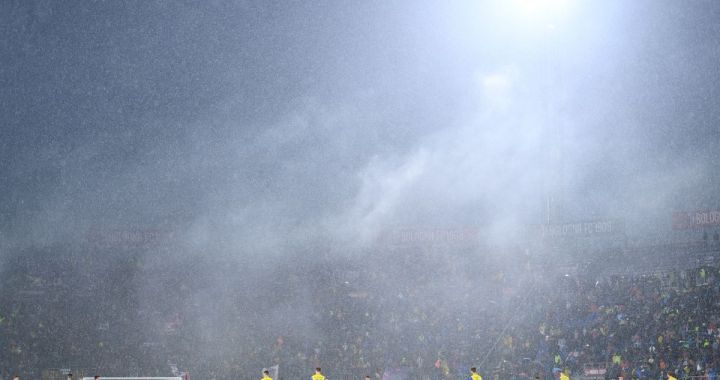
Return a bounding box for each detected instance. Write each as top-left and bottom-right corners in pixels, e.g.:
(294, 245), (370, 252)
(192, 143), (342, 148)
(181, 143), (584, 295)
(312, 368), (325, 380)
(470, 367), (482, 380)
(261, 369), (272, 380)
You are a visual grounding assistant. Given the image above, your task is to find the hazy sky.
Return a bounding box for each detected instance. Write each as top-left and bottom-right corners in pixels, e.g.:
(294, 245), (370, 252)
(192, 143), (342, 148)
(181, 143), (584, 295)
(2, 0), (720, 253)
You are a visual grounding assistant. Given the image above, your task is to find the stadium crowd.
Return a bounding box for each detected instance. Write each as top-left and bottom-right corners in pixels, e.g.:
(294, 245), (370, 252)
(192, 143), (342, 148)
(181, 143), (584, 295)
(1, 242), (720, 380)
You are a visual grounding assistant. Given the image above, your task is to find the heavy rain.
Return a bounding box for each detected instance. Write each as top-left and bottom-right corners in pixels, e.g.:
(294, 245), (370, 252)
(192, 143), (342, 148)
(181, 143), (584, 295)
(1, 2), (720, 380)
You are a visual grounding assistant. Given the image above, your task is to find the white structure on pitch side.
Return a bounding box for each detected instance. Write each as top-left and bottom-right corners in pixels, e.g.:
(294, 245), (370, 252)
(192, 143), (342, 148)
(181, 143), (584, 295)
(82, 377), (182, 380)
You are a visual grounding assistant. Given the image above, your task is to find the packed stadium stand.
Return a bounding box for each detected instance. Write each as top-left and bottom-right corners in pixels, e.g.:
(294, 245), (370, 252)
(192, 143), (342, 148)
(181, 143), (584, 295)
(2, 239), (720, 380)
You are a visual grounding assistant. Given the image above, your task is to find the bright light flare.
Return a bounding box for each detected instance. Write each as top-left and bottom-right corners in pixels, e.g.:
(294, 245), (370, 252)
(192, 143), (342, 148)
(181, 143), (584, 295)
(515, 0), (571, 15)
(513, 0), (573, 26)
(489, 0), (575, 31)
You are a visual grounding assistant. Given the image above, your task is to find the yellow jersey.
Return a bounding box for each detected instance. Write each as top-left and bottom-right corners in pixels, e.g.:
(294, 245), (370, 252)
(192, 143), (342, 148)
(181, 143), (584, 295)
(262, 376), (272, 380)
(471, 373), (482, 380)
(312, 373), (325, 380)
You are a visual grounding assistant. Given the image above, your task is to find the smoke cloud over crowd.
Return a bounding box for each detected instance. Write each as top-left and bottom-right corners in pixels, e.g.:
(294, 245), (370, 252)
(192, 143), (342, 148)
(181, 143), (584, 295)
(1, 1), (719, 380)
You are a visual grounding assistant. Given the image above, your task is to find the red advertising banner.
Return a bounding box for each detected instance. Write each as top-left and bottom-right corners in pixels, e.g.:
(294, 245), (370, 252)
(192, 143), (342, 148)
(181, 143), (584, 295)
(378, 227), (481, 246)
(672, 210), (720, 230)
(537, 219), (624, 239)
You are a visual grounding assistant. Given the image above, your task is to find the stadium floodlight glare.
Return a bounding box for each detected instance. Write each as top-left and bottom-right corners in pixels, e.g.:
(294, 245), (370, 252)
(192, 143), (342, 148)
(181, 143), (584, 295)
(496, 0), (575, 31)
(514, 0), (571, 17)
